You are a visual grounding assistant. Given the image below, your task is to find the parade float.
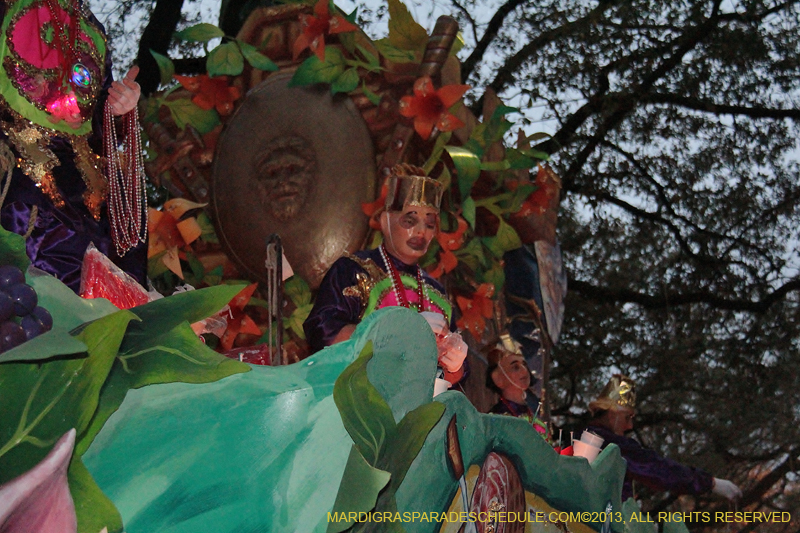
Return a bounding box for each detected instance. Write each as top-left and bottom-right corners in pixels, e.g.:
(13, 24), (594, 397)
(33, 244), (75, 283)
(0, 1), (691, 532)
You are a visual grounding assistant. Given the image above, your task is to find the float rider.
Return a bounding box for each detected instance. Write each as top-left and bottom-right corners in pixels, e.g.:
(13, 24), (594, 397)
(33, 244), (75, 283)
(304, 163), (468, 384)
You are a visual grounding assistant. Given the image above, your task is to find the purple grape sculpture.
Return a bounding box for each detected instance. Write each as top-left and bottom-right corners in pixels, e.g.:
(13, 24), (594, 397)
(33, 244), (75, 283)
(0, 264), (54, 353)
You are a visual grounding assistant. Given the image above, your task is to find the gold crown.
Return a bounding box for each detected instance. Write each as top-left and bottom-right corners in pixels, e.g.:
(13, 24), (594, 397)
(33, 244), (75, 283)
(385, 164), (443, 212)
(486, 333), (524, 366)
(498, 333), (523, 356)
(589, 374), (636, 414)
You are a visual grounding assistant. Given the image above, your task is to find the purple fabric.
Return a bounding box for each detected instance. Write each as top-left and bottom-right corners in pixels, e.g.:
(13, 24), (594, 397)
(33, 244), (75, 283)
(586, 424), (714, 500)
(0, 3), (147, 293)
(489, 394), (541, 418)
(304, 247), (450, 354)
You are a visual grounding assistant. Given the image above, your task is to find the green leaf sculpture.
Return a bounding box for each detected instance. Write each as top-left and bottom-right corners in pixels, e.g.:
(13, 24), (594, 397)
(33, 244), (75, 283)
(445, 146), (482, 201)
(0, 310), (136, 483)
(373, 39), (416, 63)
(290, 47), (347, 87)
(386, 0), (428, 52)
(327, 448), (391, 533)
(207, 41), (245, 77)
(0, 225), (29, 270)
(237, 39), (278, 72)
(163, 98), (221, 134)
(329, 341), (445, 532)
(0, 275), (250, 533)
(332, 67), (360, 94)
(174, 23), (225, 43)
(333, 342), (396, 466)
(149, 49), (175, 87)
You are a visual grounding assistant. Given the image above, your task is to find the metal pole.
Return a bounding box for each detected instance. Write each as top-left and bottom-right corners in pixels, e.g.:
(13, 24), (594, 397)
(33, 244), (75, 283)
(265, 233), (283, 365)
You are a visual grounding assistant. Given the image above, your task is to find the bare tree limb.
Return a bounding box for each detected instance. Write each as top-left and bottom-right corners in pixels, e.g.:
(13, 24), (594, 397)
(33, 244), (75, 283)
(136, 0), (185, 96)
(568, 276), (800, 313)
(558, 0), (726, 185)
(459, 0), (526, 81)
(470, 0), (622, 114)
(708, 446), (800, 514)
(449, 0), (479, 49)
(641, 94), (800, 120)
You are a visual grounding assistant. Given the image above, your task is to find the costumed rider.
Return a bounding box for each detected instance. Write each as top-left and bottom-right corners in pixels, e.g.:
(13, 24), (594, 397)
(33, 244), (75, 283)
(0, 0), (147, 293)
(486, 333), (549, 439)
(584, 374), (742, 502)
(304, 163), (468, 385)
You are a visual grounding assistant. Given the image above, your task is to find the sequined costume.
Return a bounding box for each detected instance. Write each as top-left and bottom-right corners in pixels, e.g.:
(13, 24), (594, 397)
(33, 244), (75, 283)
(304, 246), (452, 354)
(586, 424), (714, 500)
(0, 0), (146, 292)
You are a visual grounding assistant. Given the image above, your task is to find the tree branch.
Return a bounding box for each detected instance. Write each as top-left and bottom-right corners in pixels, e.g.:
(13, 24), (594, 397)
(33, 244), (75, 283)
(449, 0), (479, 50)
(460, 0), (526, 82)
(718, 0), (800, 24)
(136, 0), (185, 96)
(641, 94), (800, 120)
(710, 446), (800, 515)
(558, 0), (726, 186)
(568, 276), (800, 313)
(471, 0), (621, 114)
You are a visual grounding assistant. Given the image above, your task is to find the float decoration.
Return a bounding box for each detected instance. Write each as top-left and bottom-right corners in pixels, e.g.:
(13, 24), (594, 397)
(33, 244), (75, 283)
(0, 223), (249, 533)
(76, 307), (677, 533)
(329, 341), (446, 532)
(140, 0), (562, 355)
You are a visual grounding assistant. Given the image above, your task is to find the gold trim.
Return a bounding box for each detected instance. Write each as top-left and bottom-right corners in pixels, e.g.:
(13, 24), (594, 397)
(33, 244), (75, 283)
(72, 135), (106, 219)
(343, 271), (374, 318)
(342, 252), (387, 283)
(0, 102), (107, 214)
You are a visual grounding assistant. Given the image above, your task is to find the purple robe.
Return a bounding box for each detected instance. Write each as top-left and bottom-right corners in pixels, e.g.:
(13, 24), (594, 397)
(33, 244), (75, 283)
(304, 247), (452, 354)
(586, 424), (713, 500)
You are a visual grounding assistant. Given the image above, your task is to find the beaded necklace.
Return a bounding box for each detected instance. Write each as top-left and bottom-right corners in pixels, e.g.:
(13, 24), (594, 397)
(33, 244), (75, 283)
(104, 101), (147, 256)
(500, 397), (535, 422)
(379, 244), (427, 312)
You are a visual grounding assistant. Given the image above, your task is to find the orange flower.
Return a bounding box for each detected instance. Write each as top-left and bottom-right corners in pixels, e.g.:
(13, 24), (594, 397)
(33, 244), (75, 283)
(220, 283), (263, 351)
(399, 76), (470, 140)
(429, 216), (468, 278)
(518, 165), (560, 217)
(292, 0), (358, 62)
(428, 247), (457, 279)
(174, 74), (241, 116)
(361, 182), (388, 230)
(148, 199), (206, 279)
(455, 283), (495, 342)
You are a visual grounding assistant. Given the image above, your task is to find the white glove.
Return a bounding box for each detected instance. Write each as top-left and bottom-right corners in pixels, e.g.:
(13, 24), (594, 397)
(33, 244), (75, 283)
(712, 478), (742, 501)
(420, 311), (447, 338)
(437, 332), (467, 373)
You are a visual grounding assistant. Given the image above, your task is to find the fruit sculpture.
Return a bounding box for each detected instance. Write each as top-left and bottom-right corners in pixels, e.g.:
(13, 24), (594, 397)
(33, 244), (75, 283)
(0, 265), (53, 353)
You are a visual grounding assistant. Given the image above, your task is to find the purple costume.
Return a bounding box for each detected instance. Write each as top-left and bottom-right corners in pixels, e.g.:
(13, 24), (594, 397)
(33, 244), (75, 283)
(490, 394), (541, 418)
(304, 247), (453, 354)
(586, 424), (713, 500)
(0, 1), (146, 293)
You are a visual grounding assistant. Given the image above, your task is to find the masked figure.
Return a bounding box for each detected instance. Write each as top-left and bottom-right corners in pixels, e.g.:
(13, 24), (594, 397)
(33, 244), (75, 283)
(0, 0), (145, 292)
(486, 333), (549, 438)
(585, 374), (742, 501)
(304, 164), (467, 384)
